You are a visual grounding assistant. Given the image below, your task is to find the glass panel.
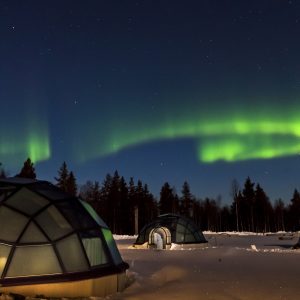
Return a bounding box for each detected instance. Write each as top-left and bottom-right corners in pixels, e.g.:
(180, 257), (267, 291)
(176, 223), (186, 233)
(35, 182), (67, 200)
(19, 222), (48, 243)
(80, 200), (108, 228)
(0, 190), (13, 202)
(7, 245), (61, 277)
(56, 234), (89, 272)
(0, 243), (12, 277)
(0, 207), (28, 242)
(101, 228), (122, 265)
(176, 231), (184, 243)
(6, 187), (48, 215)
(82, 237), (108, 266)
(35, 205), (73, 240)
(55, 200), (98, 230)
(184, 232), (196, 243)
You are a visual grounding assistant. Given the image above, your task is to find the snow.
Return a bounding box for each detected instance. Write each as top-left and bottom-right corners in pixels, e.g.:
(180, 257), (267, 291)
(110, 232), (300, 300)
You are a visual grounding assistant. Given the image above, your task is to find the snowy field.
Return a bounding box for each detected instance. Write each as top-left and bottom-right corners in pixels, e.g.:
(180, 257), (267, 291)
(111, 233), (300, 300)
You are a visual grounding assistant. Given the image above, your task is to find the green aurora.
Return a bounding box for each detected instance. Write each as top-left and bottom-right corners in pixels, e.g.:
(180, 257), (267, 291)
(72, 103), (300, 164)
(0, 125), (50, 168)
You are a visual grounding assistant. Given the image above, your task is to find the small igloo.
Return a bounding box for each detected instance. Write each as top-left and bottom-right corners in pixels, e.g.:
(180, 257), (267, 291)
(133, 213), (207, 250)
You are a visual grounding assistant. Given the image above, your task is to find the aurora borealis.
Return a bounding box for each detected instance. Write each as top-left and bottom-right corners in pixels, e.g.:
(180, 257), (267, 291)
(1, 1), (300, 202)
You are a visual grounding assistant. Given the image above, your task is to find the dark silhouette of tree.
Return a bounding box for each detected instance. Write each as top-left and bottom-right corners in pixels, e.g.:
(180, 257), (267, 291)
(180, 181), (194, 217)
(55, 161), (69, 192)
(254, 184), (272, 232)
(159, 182), (179, 214)
(273, 199), (286, 232)
(135, 179), (145, 231)
(128, 177), (137, 234)
(0, 163), (7, 178)
(220, 205), (231, 231)
(230, 179), (240, 231)
(288, 189), (300, 231)
(241, 177), (255, 231)
(231, 191), (243, 231)
(66, 171), (77, 196)
(202, 197), (221, 231)
(118, 176), (130, 234)
(55, 162), (77, 196)
(80, 180), (101, 207)
(99, 173), (112, 225)
(142, 183), (158, 224)
(17, 158), (36, 179)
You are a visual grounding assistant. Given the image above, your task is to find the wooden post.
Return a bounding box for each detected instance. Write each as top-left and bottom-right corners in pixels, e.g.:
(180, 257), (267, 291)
(134, 206), (138, 235)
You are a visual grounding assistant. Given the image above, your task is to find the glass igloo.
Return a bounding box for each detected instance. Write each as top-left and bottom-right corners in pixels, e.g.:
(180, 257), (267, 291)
(134, 213), (207, 249)
(0, 177), (128, 297)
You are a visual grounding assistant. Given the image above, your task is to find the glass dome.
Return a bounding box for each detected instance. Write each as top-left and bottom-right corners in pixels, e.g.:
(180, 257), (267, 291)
(135, 213), (207, 249)
(0, 178), (128, 286)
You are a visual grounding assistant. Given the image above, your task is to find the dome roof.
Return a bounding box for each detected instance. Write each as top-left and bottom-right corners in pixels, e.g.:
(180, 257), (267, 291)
(135, 213), (207, 246)
(0, 178), (128, 286)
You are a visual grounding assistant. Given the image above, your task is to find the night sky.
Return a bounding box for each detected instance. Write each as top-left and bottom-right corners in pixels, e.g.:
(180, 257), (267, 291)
(1, 0), (300, 203)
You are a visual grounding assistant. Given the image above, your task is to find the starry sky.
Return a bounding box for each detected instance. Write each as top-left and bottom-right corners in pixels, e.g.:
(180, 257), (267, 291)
(1, 0), (300, 203)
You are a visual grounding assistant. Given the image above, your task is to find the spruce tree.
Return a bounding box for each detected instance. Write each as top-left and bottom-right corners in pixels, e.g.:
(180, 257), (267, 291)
(159, 182), (178, 214)
(55, 162), (69, 192)
(0, 163), (6, 178)
(66, 171), (77, 196)
(289, 189), (300, 231)
(180, 181), (193, 217)
(254, 184), (272, 232)
(18, 158), (36, 179)
(241, 177), (255, 231)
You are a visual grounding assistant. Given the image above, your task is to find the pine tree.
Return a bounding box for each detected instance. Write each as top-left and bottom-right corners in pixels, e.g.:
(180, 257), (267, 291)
(159, 182), (178, 214)
(288, 189), (300, 231)
(241, 177), (255, 231)
(80, 181), (101, 211)
(55, 162), (69, 192)
(119, 176), (130, 234)
(18, 158), (36, 179)
(99, 173), (113, 229)
(143, 183), (158, 223)
(254, 184), (272, 232)
(180, 181), (193, 217)
(128, 177), (137, 234)
(0, 163), (6, 178)
(273, 199), (286, 232)
(230, 179), (240, 231)
(66, 171), (77, 196)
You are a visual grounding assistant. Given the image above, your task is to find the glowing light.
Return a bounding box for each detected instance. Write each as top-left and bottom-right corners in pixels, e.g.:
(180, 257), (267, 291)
(0, 128), (50, 167)
(198, 135), (300, 162)
(72, 101), (300, 163)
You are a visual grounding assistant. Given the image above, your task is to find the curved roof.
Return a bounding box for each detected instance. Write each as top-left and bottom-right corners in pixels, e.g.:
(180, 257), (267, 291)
(135, 213), (207, 245)
(0, 178), (128, 286)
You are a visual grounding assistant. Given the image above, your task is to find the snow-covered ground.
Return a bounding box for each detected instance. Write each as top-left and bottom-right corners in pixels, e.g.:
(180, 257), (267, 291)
(111, 232), (300, 300)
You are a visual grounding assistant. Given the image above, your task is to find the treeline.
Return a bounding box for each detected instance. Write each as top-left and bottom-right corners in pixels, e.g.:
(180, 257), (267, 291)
(2, 158), (300, 234)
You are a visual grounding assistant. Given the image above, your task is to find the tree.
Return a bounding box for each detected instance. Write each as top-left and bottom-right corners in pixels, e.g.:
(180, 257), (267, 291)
(55, 162), (77, 195)
(159, 182), (178, 214)
(230, 179), (240, 231)
(66, 171), (77, 196)
(17, 158), (36, 179)
(80, 180), (100, 205)
(288, 189), (300, 231)
(180, 181), (194, 217)
(273, 199), (286, 232)
(254, 184), (272, 232)
(241, 177), (255, 231)
(0, 163), (7, 178)
(55, 161), (69, 192)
